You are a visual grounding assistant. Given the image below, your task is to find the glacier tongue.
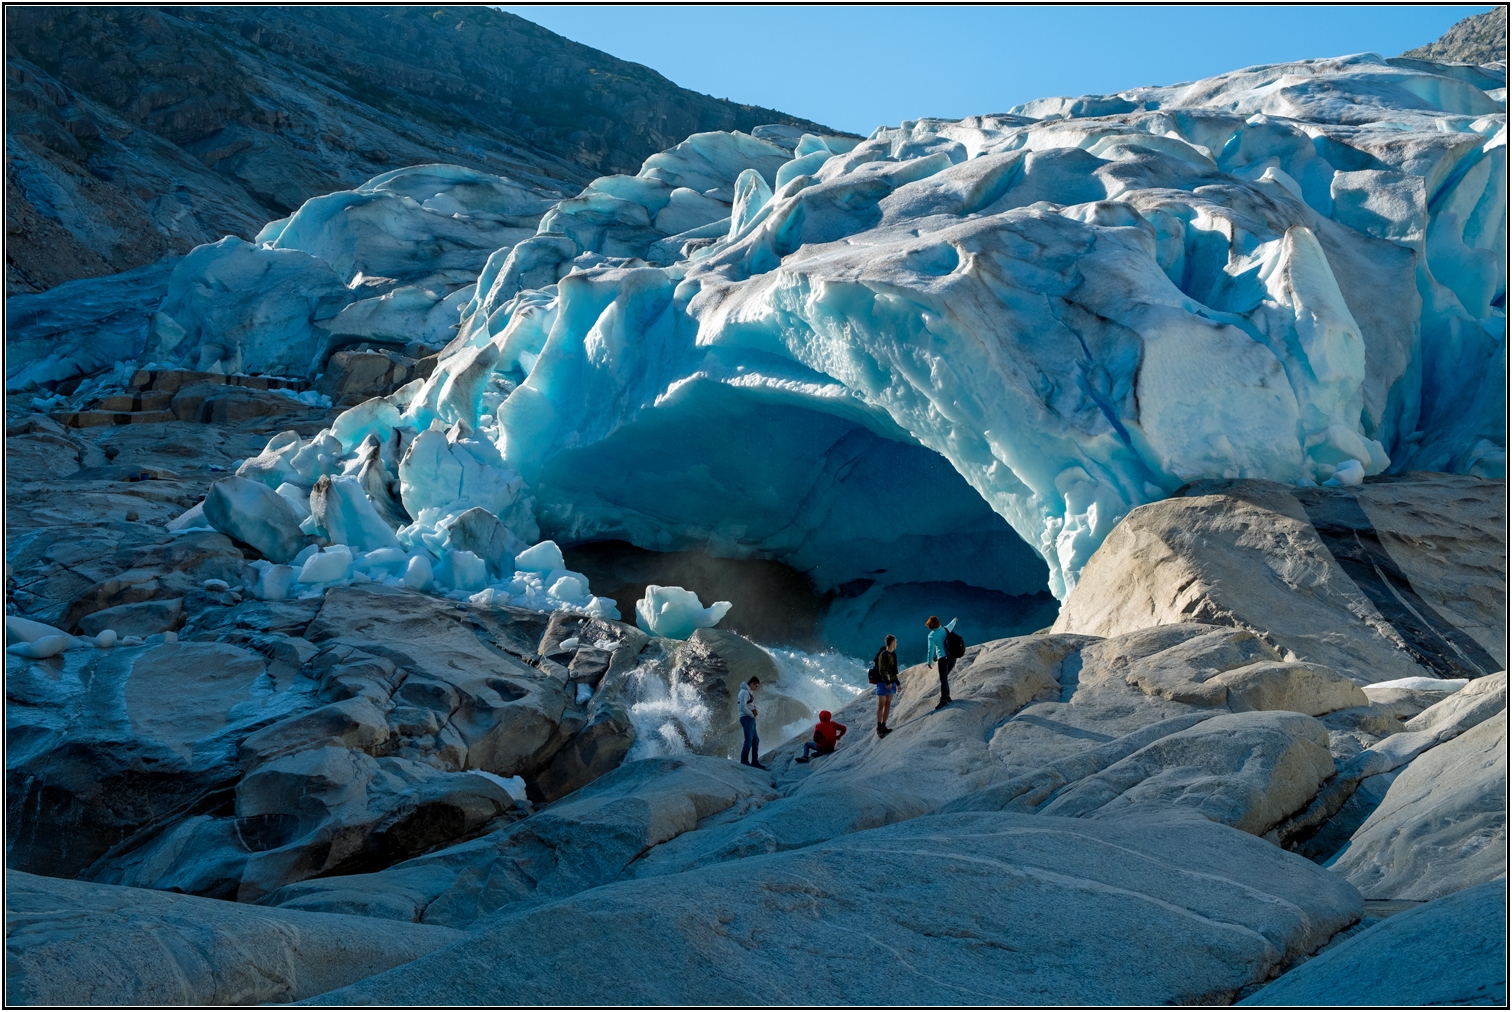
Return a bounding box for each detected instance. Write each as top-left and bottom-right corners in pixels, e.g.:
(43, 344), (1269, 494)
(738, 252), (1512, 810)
(392, 52), (1503, 599)
(61, 53), (1509, 614)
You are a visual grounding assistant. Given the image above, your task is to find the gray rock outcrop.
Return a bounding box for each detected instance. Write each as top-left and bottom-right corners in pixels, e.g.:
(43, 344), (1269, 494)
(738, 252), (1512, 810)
(1327, 707), (1506, 900)
(1239, 879), (1507, 1007)
(302, 811), (1361, 1007)
(1055, 476), (1506, 685)
(4, 871), (462, 1005)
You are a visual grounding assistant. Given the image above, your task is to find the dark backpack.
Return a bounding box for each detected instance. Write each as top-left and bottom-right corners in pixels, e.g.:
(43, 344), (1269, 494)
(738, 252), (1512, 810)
(945, 628), (965, 659)
(866, 650), (880, 684)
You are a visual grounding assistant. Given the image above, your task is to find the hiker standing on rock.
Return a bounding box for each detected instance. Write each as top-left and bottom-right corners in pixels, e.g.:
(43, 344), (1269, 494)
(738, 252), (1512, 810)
(871, 634), (900, 736)
(925, 616), (961, 708)
(738, 675), (767, 770)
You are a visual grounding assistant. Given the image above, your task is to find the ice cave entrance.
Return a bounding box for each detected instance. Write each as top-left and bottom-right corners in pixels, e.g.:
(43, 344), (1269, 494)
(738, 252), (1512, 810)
(535, 379), (1058, 658)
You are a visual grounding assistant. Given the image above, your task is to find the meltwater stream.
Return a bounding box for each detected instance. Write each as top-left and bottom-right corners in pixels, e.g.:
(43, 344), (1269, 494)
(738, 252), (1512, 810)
(623, 645), (870, 762)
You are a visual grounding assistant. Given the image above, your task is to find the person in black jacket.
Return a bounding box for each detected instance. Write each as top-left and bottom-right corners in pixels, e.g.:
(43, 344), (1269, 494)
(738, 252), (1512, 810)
(874, 635), (900, 736)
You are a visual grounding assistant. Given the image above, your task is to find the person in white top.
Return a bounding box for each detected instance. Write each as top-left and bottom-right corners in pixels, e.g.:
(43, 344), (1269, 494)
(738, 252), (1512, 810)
(737, 676), (766, 770)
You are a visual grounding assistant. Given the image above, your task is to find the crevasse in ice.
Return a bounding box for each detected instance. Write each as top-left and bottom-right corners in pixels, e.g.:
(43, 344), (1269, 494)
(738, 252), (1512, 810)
(168, 54), (1504, 613)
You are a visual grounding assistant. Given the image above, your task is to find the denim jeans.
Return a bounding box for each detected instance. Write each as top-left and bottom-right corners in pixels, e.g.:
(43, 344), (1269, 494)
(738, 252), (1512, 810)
(938, 656), (956, 702)
(801, 740), (825, 759)
(740, 714), (759, 764)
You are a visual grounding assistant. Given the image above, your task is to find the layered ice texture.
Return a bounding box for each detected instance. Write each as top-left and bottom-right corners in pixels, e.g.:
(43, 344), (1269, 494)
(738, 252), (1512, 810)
(57, 54), (1511, 622)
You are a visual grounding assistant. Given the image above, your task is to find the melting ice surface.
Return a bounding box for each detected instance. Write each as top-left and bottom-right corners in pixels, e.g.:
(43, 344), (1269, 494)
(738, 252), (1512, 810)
(145, 53), (1503, 615)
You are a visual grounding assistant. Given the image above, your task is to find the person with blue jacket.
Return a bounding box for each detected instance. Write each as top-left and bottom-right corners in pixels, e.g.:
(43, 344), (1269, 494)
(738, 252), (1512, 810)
(924, 615), (958, 709)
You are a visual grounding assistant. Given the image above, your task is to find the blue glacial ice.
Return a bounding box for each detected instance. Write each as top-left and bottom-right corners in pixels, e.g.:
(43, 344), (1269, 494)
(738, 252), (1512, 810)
(635, 585), (734, 640)
(111, 54), (1507, 622)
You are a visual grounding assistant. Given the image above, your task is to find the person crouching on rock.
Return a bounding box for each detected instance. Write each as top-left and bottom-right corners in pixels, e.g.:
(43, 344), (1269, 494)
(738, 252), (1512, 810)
(795, 710), (847, 763)
(873, 635), (900, 736)
(925, 615), (959, 708)
(738, 676), (767, 770)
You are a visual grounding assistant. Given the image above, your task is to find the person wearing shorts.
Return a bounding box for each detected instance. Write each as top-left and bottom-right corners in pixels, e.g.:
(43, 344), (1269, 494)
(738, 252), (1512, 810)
(874, 634), (900, 736)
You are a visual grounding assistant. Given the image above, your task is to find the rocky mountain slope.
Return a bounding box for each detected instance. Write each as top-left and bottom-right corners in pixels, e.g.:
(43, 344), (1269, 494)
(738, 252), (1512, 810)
(4, 5), (836, 294)
(1403, 7), (1507, 65)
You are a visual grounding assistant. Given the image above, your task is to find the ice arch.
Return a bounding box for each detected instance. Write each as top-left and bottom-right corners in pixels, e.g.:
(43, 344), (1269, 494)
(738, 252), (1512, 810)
(113, 53), (1502, 608)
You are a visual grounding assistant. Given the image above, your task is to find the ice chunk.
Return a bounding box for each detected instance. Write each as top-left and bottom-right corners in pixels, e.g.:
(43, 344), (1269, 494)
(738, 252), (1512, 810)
(4, 257), (178, 391)
(585, 597), (622, 621)
(549, 574), (586, 601)
(94, 630), (118, 649)
(275, 483), (312, 519)
(357, 546), (408, 573)
(635, 585), (732, 640)
(469, 770), (529, 802)
(234, 431), (303, 490)
(404, 553), (434, 590)
(202, 476), (307, 564)
(332, 397), (404, 455)
(442, 507), (527, 579)
(575, 682), (594, 705)
(310, 475), (402, 552)
(165, 502), (213, 532)
(298, 545), (354, 584)
(249, 561), (300, 602)
(289, 431), (343, 484)
(272, 164), (554, 284)
(438, 549), (488, 591)
(514, 540), (566, 575)
(1324, 458), (1366, 486)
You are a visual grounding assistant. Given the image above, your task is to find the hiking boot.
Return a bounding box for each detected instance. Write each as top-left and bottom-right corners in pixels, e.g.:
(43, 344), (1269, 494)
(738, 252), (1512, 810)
(752, 762), (769, 771)
(934, 699), (951, 709)
(795, 756), (810, 764)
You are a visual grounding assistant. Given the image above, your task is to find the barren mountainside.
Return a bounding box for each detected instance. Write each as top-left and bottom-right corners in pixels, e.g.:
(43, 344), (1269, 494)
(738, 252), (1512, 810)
(4, 5), (837, 294)
(1402, 7), (1507, 66)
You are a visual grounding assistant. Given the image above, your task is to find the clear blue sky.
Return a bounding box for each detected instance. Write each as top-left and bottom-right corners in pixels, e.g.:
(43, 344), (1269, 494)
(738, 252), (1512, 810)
(499, 5), (1492, 135)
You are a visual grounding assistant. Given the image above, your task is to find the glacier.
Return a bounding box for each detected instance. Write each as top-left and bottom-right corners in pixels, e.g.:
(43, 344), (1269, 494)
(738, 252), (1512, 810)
(21, 53), (1507, 626)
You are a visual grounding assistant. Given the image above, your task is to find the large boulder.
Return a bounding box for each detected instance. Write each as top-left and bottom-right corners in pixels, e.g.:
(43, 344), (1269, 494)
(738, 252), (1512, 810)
(3, 871), (462, 1005)
(303, 586), (576, 778)
(1239, 879), (1507, 1006)
(1055, 476), (1506, 685)
(1035, 711), (1336, 835)
(1326, 707), (1506, 900)
(303, 811), (1361, 1006)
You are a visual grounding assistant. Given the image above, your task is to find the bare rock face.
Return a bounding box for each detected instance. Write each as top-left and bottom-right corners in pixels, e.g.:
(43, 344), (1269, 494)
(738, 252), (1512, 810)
(1327, 703), (1506, 901)
(3, 871), (463, 1005)
(1401, 7), (1507, 65)
(1238, 879), (1508, 1007)
(1054, 475), (1506, 685)
(268, 754), (776, 926)
(301, 811), (1361, 1007)
(5, 641), (271, 878)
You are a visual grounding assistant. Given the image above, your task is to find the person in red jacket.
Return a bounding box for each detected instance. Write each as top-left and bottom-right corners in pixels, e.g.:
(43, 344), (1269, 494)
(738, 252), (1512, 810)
(794, 710), (847, 763)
